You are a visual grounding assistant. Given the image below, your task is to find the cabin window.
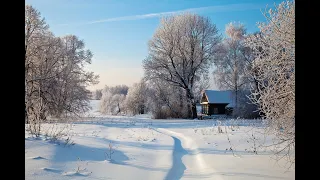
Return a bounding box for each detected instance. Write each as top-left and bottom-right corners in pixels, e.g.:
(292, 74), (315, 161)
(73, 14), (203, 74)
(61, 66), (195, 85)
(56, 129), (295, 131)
(214, 108), (218, 114)
(202, 105), (208, 114)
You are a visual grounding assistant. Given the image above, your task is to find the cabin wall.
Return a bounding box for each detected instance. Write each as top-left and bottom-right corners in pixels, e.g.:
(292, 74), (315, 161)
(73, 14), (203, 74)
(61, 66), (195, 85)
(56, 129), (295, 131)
(208, 104), (228, 115)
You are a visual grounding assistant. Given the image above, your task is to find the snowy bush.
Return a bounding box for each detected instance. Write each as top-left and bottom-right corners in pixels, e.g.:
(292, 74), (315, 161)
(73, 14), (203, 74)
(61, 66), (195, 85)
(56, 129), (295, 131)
(100, 86), (127, 115)
(125, 80), (148, 115)
(146, 79), (190, 119)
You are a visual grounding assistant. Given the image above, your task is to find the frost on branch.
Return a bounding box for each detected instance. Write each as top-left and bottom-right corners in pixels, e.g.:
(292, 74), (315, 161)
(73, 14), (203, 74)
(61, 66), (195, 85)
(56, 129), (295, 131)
(244, 0), (295, 166)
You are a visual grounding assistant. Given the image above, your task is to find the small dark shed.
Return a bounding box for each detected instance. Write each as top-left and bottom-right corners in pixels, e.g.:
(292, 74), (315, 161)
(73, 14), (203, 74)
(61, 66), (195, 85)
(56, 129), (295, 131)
(200, 90), (235, 115)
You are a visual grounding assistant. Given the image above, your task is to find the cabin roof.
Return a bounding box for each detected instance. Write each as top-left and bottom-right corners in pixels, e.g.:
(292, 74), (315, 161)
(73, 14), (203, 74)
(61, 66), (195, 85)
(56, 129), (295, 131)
(201, 90), (235, 107)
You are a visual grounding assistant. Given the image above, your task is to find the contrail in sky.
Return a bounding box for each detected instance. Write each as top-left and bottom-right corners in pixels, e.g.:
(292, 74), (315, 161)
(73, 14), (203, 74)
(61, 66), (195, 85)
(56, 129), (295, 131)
(57, 3), (266, 26)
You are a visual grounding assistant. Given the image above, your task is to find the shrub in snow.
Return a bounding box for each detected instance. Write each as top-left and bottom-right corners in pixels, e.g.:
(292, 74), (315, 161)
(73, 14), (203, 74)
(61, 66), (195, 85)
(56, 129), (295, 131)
(100, 88), (126, 115)
(125, 79), (148, 115)
(42, 123), (75, 146)
(146, 80), (189, 119)
(105, 143), (115, 161)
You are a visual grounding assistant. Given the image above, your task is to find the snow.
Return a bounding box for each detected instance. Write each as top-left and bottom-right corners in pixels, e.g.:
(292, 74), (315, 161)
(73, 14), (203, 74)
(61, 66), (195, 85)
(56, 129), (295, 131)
(203, 90), (235, 107)
(25, 100), (294, 180)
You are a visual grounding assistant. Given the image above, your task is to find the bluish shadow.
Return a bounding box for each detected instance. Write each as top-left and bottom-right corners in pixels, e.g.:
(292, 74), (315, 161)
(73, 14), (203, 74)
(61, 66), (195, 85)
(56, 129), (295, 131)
(50, 138), (169, 172)
(164, 136), (187, 180)
(51, 143), (128, 162)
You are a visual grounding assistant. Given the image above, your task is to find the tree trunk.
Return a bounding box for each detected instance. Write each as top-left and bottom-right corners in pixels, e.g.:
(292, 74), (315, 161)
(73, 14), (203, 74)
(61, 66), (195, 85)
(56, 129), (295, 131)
(186, 103), (191, 118)
(186, 88), (197, 119)
(235, 88), (238, 109)
(117, 102), (121, 114)
(191, 102), (197, 119)
(25, 105), (29, 124)
(179, 88), (183, 115)
(25, 47), (29, 124)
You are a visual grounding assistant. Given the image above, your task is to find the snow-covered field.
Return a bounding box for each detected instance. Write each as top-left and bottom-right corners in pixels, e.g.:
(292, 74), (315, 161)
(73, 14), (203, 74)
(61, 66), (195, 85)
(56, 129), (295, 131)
(25, 100), (295, 180)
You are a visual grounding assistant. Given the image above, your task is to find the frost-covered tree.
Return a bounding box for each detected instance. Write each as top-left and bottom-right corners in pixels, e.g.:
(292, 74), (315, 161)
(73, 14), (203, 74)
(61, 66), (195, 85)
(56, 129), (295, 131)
(111, 94), (126, 115)
(100, 85), (128, 115)
(212, 22), (253, 109)
(143, 13), (221, 119)
(125, 80), (148, 115)
(92, 89), (102, 100)
(100, 91), (113, 114)
(25, 5), (50, 126)
(25, 5), (99, 135)
(46, 35), (99, 118)
(244, 0), (295, 165)
(103, 85), (128, 96)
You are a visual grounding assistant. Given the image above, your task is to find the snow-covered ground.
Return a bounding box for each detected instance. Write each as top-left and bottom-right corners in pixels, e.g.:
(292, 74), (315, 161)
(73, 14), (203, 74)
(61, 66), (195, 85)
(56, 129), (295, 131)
(25, 100), (295, 180)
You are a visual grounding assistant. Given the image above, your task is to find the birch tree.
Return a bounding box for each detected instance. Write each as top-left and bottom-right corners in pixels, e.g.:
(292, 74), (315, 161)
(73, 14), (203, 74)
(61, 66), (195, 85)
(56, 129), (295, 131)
(143, 13), (220, 119)
(212, 22), (252, 109)
(244, 0), (295, 165)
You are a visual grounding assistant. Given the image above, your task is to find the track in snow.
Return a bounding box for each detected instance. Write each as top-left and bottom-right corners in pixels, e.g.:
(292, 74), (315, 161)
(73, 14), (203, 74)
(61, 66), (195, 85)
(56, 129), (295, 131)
(152, 128), (187, 180)
(164, 136), (187, 180)
(155, 128), (223, 180)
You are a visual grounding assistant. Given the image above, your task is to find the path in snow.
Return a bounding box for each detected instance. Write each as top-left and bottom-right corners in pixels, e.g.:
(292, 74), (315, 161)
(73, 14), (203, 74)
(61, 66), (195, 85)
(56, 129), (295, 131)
(156, 128), (223, 180)
(164, 136), (187, 180)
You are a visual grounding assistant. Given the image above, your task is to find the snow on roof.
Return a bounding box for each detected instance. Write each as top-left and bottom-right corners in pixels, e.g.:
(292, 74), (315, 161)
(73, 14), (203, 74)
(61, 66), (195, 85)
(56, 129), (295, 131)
(203, 90), (235, 107)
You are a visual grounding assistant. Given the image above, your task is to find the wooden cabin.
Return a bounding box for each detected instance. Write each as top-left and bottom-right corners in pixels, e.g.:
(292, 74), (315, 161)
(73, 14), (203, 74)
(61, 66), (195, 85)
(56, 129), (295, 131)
(200, 90), (235, 115)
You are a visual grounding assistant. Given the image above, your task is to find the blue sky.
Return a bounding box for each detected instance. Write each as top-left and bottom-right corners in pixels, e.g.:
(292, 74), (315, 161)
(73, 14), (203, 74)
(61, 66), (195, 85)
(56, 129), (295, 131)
(25, 0), (283, 91)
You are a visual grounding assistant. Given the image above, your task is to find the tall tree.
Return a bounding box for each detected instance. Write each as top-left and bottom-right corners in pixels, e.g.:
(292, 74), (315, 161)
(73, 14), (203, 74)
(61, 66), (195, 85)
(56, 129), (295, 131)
(46, 35), (99, 118)
(143, 13), (220, 119)
(212, 22), (252, 109)
(25, 5), (99, 135)
(25, 5), (50, 124)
